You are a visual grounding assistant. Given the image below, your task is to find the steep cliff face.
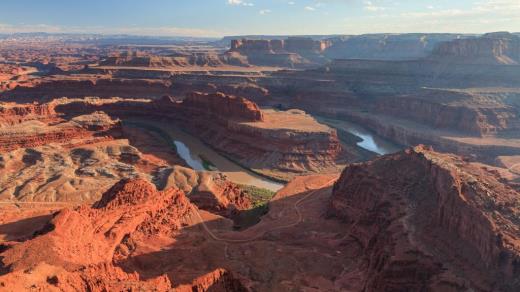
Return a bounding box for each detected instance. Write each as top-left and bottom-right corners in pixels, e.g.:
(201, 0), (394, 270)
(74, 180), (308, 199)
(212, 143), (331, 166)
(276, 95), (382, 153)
(3, 77), (175, 100)
(175, 268), (250, 292)
(173, 94), (343, 180)
(329, 146), (520, 291)
(372, 92), (519, 136)
(100, 52), (250, 68)
(182, 92), (264, 122)
(0, 102), (57, 126)
(229, 37), (330, 67)
(432, 32), (520, 65)
(324, 33), (463, 60)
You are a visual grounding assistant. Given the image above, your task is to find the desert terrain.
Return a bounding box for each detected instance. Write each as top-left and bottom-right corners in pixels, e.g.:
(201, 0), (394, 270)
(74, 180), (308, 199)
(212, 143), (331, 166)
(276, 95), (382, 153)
(0, 31), (519, 291)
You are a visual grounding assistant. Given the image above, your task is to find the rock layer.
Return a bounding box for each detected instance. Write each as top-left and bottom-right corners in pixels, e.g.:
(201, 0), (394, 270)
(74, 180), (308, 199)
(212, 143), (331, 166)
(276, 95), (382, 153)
(329, 145), (520, 291)
(54, 93), (344, 180)
(0, 102), (57, 126)
(0, 111), (122, 153)
(433, 32), (520, 65)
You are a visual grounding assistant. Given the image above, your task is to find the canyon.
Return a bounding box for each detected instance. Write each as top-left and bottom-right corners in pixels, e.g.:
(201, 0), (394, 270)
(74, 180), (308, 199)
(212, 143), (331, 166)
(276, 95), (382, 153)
(0, 31), (519, 291)
(1, 147), (518, 291)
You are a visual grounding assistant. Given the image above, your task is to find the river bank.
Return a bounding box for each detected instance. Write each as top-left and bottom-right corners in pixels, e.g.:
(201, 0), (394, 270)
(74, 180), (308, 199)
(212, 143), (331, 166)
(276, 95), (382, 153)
(124, 119), (285, 192)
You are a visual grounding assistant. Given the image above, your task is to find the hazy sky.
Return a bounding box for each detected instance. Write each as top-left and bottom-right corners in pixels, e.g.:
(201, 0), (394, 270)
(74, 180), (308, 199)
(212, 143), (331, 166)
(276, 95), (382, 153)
(0, 0), (518, 37)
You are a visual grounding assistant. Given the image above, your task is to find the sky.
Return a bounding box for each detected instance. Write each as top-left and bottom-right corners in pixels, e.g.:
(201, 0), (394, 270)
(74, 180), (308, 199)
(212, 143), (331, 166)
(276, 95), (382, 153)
(0, 0), (519, 37)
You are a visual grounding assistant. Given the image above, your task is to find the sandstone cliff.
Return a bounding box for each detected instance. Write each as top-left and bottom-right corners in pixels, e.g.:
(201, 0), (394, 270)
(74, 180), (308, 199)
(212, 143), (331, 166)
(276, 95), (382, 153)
(100, 52), (250, 68)
(432, 32), (520, 65)
(0, 102), (57, 126)
(228, 37), (330, 67)
(182, 92), (264, 122)
(329, 145), (520, 291)
(231, 37), (331, 54)
(371, 91), (519, 136)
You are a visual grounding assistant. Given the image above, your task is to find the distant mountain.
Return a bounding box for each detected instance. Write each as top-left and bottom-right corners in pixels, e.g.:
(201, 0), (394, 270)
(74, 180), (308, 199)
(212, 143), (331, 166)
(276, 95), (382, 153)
(0, 32), (218, 45)
(218, 33), (479, 61)
(214, 34), (343, 47)
(323, 33), (477, 60)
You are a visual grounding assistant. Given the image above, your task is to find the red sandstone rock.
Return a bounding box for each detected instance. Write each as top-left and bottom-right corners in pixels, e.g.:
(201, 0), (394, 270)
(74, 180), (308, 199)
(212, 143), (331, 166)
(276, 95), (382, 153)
(329, 145), (520, 291)
(0, 179), (251, 291)
(228, 37), (330, 68)
(189, 173), (252, 216)
(99, 52), (250, 68)
(230, 37), (330, 54)
(0, 111), (121, 153)
(183, 92), (264, 122)
(0, 102), (57, 126)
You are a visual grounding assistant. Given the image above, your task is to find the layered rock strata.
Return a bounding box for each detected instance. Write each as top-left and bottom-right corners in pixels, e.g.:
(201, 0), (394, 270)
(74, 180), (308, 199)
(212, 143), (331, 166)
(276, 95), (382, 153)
(54, 93), (344, 180)
(432, 32), (520, 65)
(329, 145), (520, 291)
(0, 112), (122, 153)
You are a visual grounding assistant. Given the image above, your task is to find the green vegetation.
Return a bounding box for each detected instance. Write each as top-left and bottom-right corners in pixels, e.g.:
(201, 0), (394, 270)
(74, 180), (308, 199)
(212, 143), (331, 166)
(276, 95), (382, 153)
(198, 154), (217, 171)
(238, 184), (276, 208)
(231, 184), (277, 230)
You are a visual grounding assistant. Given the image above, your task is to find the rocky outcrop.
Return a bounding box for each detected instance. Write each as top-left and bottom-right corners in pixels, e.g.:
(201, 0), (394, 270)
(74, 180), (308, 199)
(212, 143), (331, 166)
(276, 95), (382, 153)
(161, 166), (252, 217)
(175, 268), (250, 292)
(432, 32), (520, 65)
(323, 33), (463, 60)
(182, 92), (264, 122)
(172, 94), (343, 180)
(229, 37), (330, 67)
(371, 92), (519, 136)
(329, 146), (520, 291)
(0, 112), (122, 153)
(188, 175), (252, 216)
(3, 77), (175, 100)
(0, 179), (228, 291)
(100, 52), (250, 68)
(0, 102), (57, 126)
(0, 65), (32, 92)
(231, 37), (331, 54)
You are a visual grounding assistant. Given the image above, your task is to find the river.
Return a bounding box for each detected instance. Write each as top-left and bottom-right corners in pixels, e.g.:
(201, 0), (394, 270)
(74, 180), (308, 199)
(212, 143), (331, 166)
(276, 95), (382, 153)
(125, 116), (399, 192)
(316, 116), (402, 155)
(125, 120), (284, 192)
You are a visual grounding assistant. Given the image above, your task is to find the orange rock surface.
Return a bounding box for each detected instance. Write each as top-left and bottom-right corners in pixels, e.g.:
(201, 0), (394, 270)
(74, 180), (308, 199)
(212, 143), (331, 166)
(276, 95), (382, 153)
(329, 145), (520, 291)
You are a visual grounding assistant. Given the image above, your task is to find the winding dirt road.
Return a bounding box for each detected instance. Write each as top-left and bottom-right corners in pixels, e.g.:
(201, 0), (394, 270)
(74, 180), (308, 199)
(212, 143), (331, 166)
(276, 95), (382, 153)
(509, 163), (520, 175)
(192, 178), (337, 243)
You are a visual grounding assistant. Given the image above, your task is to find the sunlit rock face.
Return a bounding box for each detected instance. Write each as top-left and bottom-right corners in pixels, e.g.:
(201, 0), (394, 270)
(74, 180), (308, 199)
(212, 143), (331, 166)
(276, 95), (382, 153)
(432, 32), (520, 65)
(329, 146), (520, 292)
